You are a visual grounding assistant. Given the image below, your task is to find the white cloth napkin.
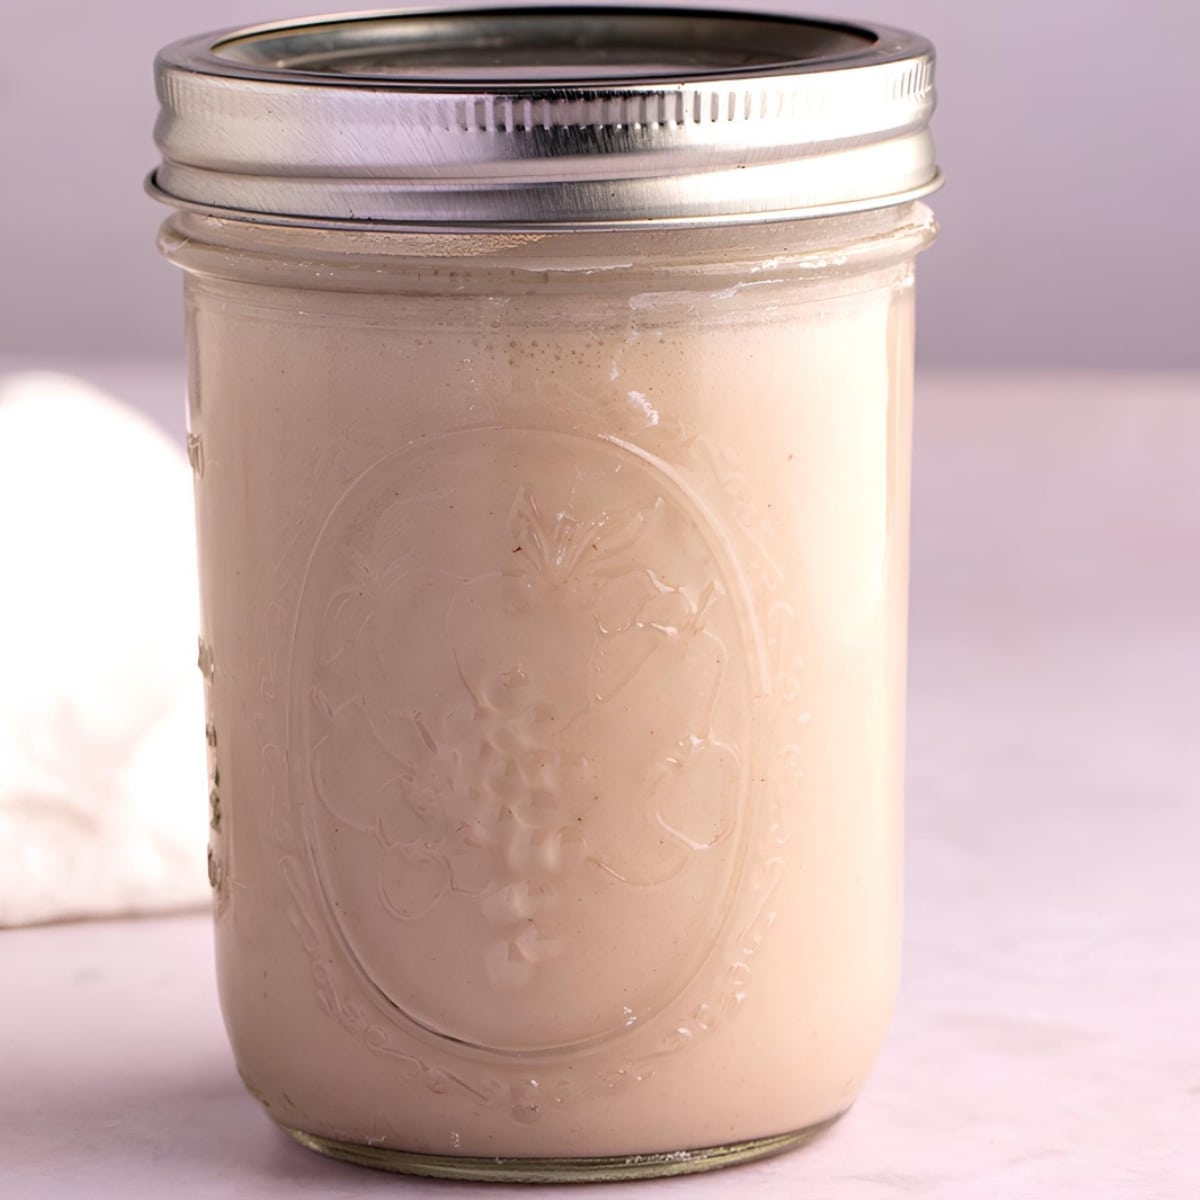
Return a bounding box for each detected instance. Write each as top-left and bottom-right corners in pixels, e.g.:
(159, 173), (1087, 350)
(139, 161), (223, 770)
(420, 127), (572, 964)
(0, 372), (208, 925)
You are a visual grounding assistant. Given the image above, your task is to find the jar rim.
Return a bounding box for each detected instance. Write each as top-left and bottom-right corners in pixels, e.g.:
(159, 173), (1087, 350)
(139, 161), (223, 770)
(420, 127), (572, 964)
(151, 6), (941, 231)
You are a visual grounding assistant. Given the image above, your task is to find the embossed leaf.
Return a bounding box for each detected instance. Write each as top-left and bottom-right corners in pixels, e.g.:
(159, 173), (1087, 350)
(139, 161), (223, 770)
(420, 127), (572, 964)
(360, 705), (443, 769)
(311, 701), (405, 833)
(583, 496), (664, 566)
(445, 834), (492, 896)
(653, 737), (740, 851)
(593, 569), (658, 635)
(377, 845), (450, 922)
(376, 772), (448, 849)
(369, 489), (454, 569)
(588, 579), (710, 704)
(508, 487), (660, 584)
(637, 588), (697, 636)
(317, 589), (370, 668)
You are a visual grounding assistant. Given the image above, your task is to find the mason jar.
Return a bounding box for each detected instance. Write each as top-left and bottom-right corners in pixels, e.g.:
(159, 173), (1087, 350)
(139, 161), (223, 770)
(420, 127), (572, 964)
(150, 7), (940, 1182)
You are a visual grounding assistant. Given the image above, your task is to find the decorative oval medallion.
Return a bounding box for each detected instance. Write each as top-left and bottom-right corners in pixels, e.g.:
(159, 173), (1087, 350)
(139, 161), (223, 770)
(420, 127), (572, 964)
(289, 428), (760, 1058)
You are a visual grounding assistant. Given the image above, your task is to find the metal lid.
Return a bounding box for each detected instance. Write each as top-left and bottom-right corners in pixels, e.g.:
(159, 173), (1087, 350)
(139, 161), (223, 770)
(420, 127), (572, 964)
(150, 6), (941, 230)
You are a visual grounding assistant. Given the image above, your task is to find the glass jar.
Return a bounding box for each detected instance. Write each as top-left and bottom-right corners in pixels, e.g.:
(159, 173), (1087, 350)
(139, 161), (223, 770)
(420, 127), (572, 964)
(151, 7), (939, 1183)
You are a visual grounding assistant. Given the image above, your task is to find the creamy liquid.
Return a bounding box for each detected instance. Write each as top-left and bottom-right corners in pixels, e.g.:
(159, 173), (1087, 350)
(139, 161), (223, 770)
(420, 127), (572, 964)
(172, 208), (928, 1158)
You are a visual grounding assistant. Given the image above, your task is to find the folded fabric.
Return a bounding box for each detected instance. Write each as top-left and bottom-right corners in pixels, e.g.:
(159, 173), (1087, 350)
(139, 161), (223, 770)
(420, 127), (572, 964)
(0, 372), (208, 925)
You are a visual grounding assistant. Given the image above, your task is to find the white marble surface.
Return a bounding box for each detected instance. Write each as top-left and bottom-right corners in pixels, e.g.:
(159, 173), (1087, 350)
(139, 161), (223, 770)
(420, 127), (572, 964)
(1, 369), (1197, 1197)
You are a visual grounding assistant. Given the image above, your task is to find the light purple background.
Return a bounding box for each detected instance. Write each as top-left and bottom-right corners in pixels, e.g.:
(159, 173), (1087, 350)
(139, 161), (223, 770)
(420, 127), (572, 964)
(2, 0), (1198, 369)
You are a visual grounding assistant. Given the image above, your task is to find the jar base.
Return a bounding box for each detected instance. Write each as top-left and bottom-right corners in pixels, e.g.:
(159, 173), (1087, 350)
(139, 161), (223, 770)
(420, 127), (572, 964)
(280, 1114), (845, 1183)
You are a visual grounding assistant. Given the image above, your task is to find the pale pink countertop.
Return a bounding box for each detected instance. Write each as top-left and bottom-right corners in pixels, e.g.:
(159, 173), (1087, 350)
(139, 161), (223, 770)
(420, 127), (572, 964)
(1, 369), (1197, 1197)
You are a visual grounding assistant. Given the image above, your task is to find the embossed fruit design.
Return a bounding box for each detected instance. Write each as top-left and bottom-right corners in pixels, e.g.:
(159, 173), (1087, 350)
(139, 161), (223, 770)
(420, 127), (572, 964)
(296, 430), (751, 1053)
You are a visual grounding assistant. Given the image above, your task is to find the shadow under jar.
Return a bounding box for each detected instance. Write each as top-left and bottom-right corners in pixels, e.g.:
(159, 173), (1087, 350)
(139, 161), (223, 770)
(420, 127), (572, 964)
(150, 6), (940, 1183)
